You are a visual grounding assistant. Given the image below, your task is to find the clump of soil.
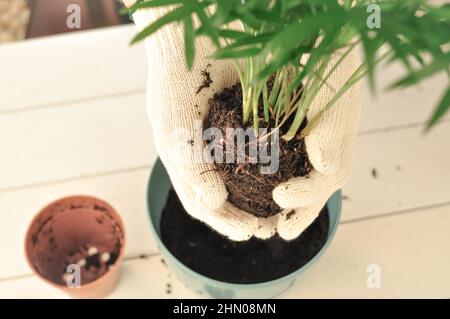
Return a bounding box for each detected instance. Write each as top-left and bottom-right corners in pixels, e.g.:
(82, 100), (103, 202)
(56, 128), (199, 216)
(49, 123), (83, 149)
(371, 168), (378, 179)
(161, 189), (329, 284)
(196, 64), (213, 94)
(205, 83), (312, 217)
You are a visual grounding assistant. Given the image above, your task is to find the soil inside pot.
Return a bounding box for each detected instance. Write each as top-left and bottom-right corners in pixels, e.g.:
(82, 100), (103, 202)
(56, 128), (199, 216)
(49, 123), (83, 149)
(205, 82), (312, 217)
(160, 188), (329, 284)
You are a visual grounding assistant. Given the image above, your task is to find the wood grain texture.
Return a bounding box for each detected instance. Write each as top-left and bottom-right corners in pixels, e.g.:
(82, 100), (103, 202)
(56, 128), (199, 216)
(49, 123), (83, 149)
(0, 25), (146, 114)
(0, 92), (155, 190)
(360, 61), (450, 133)
(342, 121), (450, 222)
(282, 205), (450, 298)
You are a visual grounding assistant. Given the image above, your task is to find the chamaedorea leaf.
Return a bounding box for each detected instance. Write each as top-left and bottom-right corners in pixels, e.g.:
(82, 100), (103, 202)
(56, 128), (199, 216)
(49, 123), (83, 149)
(130, 3), (198, 44)
(234, 10), (264, 30)
(299, 27), (341, 80)
(217, 32), (274, 52)
(212, 29), (249, 40)
(129, 0), (185, 11)
(184, 15), (195, 69)
(426, 87), (450, 130)
(119, 0), (185, 15)
(195, 6), (220, 47)
(210, 0), (235, 26)
(390, 55), (450, 88)
(257, 45), (310, 81)
(129, 0), (450, 136)
(213, 47), (262, 59)
(250, 9), (284, 25)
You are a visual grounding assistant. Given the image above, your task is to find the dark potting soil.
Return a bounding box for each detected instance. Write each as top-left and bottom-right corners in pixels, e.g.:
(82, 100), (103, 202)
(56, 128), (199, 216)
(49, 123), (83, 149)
(205, 83), (312, 217)
(160, 188), (329, 284)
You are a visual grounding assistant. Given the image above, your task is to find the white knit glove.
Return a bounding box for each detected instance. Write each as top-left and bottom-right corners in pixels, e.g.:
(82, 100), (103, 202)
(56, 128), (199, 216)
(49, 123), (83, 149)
(131, 6), (361, 241)
(273, 52), (361, 239)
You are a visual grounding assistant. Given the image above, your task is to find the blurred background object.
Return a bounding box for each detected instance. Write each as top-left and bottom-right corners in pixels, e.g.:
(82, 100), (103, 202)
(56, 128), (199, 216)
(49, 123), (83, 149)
(0, 0), (130, 44)
(26, 0), (130, 38)
(0, 0), (30, 43)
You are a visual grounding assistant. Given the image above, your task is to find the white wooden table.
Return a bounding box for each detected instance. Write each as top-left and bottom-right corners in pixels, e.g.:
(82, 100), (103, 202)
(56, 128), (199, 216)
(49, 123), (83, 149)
(0, 25), (449, 299)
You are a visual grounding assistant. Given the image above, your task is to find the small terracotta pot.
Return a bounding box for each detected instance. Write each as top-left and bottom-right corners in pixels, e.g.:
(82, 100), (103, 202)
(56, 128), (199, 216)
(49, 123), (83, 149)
(25, 195), (126, 298)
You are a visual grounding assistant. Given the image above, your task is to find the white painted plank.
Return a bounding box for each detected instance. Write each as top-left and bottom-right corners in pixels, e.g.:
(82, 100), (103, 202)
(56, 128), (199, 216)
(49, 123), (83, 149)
(0, 25), (146, 113)
(0, 255), (196, 299)
(360, 62), (449, 133)
(108, 256), (196, 299)
(0, 276), (68, 299)
(0, 92), (156, 190)
(342, 121), (450, 222)
(1, 205), (449, 298)
(0, 169), (158, 279)
(282, 206), (450, 298)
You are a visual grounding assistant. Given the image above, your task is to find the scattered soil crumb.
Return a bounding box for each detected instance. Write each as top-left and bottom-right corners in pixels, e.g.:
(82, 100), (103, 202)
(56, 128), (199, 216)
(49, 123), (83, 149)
(196, 64), (213, 94)
(396, 165), (402, 171)
(342, 195), (350, 201)
(139, 254), (148, 259)
(166, 283), (172, 294)
(371, 168), (378, 179)
(285, 210), (296, 220)
(160, 258), (166, 266)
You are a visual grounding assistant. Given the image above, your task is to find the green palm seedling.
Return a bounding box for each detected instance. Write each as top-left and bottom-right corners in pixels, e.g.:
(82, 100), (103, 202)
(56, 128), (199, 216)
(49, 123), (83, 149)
(124, 0), (450, 139)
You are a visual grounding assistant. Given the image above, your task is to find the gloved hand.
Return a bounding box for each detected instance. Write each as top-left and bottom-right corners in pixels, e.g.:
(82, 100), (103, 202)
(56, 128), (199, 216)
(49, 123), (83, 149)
(129, 3), (361, 241)
(273, 53), (361, 239)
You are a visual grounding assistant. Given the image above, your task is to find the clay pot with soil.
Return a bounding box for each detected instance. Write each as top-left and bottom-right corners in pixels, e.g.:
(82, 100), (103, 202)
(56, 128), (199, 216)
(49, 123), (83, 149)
(25, 196), (125, 298)
(127, 0), (450, 297)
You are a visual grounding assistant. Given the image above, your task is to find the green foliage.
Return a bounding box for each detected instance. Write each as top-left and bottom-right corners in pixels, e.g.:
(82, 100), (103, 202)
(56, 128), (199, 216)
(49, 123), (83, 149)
(125, 0), (450, 139)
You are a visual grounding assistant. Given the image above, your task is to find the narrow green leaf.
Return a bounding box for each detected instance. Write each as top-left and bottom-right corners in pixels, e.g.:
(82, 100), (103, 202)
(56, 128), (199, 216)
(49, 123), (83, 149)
(122, 0), (187, 15)
(131, 0), (184, 10)
(215, 29), (250, 40)
(426, 87), (450, 130)
(251, 9), (284, 24)
(263, 83), (269, 122)
(130, 4), (194, 45)
(390, 57), (450, 88)
(211, 0), (235, 26)
(220, 32), (274, 51)
(119, 6), (130, 15)
(184, 15), (195, 70)
(213, 47), (262, 59)
(195, 7), (220, 47)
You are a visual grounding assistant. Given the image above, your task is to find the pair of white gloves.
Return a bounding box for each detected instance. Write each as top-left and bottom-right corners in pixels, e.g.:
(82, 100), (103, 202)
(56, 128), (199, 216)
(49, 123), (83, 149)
(127, 2), (361, 241)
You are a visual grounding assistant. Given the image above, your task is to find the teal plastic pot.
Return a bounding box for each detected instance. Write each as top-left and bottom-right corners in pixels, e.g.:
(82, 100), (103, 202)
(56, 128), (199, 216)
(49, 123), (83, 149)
(147, 158), (341, 299)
